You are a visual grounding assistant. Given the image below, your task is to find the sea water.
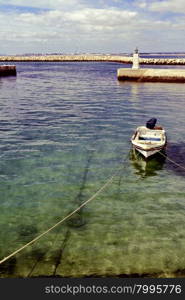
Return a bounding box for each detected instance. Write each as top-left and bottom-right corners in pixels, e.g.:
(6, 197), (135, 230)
(0, 61), (185, 277)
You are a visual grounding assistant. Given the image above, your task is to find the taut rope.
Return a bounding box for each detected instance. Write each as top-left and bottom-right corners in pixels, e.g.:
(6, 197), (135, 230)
(159, 151), (185, 171)
(0, 155), (128, 265)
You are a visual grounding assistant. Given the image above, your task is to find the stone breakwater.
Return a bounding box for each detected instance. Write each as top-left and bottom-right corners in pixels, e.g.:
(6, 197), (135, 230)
(1, 55), (185, 64)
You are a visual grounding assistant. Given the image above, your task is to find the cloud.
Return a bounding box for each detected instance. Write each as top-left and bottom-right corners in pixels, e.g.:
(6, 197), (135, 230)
(0, 0), (185, 53)
(0, 0), (84, 10)
(148, 0), (185, 13)
(0, 6), (139, 53)
(137, 2), (147, 9)
(62, 8), (137, 27)
(5, 7), (138, 36)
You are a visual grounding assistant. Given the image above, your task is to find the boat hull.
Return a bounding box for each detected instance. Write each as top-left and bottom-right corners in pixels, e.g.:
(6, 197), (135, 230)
(133, 145), (165, 158)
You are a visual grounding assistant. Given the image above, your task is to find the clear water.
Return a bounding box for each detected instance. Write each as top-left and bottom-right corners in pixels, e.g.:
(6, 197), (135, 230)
(0, 62), (185, 277)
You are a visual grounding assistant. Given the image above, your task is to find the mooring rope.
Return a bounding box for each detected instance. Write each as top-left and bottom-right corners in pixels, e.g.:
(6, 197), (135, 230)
(159, 151), (185, 171)
(0, 154), (129, 265)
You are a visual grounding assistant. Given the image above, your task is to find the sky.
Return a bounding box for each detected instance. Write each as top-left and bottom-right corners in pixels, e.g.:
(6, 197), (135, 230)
(0, 0), (185, 54)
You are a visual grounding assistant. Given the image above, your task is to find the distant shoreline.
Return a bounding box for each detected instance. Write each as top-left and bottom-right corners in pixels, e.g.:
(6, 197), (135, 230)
(1, 54), (185, 65)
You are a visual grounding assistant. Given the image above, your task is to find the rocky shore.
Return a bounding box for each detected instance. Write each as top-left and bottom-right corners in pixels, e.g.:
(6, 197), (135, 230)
(0, 54), (185, 65)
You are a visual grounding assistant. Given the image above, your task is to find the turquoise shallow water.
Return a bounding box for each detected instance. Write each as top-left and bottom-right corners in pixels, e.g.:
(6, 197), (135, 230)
(0, 62), (185, 277)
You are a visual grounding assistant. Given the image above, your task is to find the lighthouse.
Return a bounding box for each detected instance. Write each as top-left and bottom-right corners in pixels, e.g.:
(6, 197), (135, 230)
(132, 47), (140, 69)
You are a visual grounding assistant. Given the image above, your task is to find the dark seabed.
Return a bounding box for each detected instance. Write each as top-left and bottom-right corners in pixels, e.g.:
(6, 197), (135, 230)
(0, 61), (185, 277)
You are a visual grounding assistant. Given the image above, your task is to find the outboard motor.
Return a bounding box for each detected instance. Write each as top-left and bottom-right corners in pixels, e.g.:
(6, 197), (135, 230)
(146, 118), (157, 129)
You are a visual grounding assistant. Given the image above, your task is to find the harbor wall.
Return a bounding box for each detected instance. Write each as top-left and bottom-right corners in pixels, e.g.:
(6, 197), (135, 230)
(0, 65), (16, 76)
(1, 55), (185, 65)
(117, 68), (185, 82)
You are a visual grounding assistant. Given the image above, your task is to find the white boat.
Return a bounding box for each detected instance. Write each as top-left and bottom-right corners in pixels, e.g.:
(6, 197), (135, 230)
(131, 118), (167, 158)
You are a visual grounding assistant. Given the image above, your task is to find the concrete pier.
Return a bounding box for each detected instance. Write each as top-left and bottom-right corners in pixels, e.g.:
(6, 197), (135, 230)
(117, 68), (185, 82)
(0, 65), (16, 76)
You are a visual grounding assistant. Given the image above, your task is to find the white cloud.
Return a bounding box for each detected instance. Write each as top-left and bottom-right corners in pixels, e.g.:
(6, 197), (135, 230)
(149, 0), (185, 13)
(0, 0), (185, 53)
(0, 6), (138, 52)
(0, 0), (83, 10)
(64, 8), (137, 26)
(136, 1), (148, 9)
(12, 8), (137, 34)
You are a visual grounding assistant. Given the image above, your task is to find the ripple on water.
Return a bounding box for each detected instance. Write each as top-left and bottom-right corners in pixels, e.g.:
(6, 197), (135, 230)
(0, 62), (185, 277)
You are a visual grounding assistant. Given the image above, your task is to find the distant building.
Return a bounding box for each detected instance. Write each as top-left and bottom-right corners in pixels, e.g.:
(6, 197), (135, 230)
(132, 47), (140, 69)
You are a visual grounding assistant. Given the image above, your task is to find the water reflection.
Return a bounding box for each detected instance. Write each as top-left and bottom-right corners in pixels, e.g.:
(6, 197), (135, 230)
(130, 142), (185, 178)
(130, 148), (166, 177)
